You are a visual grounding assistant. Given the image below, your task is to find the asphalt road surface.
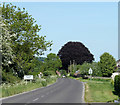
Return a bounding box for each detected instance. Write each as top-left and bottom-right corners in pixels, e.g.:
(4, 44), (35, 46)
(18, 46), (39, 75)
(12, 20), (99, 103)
(2, 78), (84, 103)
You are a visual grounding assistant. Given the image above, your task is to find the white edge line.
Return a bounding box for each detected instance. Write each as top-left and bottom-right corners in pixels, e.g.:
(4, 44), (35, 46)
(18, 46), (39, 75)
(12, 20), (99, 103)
(1, 79), (58, 100)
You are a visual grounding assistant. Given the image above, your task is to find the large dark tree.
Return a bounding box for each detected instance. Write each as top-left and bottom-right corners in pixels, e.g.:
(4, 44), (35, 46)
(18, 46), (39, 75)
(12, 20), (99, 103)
(57, 41), (94, 70)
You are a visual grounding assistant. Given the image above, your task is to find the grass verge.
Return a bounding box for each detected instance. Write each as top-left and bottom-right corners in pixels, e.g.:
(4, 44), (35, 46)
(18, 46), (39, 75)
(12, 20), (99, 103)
(0, 75), (57, 98)
(71, 77), (118, 102)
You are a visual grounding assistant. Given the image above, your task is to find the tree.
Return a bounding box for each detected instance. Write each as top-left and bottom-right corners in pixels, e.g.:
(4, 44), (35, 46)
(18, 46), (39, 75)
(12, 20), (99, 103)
(76, 62), (102, 76)
(57, 41), (94, 71)
(28, 57), (44, 76)
(0, 17), (16, 68)
(44, 53), (62, 73)
(90, 62), (102, 77)
(98, 52), (116, 77)
(2, 3), (52, 77)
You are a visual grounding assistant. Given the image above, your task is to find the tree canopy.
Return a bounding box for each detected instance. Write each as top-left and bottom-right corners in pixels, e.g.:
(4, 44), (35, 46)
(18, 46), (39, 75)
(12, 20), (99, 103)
(0, 17), (16, 67)
(57, 41), (94, 71)
(2, 3), (52, 79)
(44, 53), (62, 72)
(98, 52), (116, 77)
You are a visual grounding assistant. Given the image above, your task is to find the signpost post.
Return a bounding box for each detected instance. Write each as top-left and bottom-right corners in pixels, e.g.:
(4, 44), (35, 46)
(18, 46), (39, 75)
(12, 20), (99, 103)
(88, 68), (93, 80)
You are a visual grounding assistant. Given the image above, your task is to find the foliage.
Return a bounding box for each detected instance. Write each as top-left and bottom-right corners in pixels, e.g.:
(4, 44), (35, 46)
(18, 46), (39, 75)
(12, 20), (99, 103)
(77, 62), (91, 75)
(1, 75), (57, 98)
(37, 57), (46, 62)
(59, 70), (67, 76)
(70, 72), (74, 77)
(57, 41), (94, 71)
(68, 60), (77, 73)
(0, 17), (16, 67)
(71, 62), (102, 76)
(2, 3), (52, 55)
(41, 81), (47, 87)
(1, 80), (42, 97)
(29, 53), (62, 77)
(43, 71), (53, 76)
(90, 62), (102, 77)
(28, 57), (44, 76)
(2, 71), (20, 84)
(98, 52), (116, 77)
(114, 75), (120, 97)
(43, 53), (62, 74)
(2, 3), (52, 79)
(44, 53), (62, 70)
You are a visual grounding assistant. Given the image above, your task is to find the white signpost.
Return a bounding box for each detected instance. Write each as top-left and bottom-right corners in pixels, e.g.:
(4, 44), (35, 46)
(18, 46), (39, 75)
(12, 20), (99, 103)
(24, 75), (33, 84)
(89, 68), (93, 74)
(88, 68), (93, 80)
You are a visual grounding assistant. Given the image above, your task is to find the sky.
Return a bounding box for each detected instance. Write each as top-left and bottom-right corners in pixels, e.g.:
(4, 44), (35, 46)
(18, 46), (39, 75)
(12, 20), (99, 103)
(7, 2), (118, 62)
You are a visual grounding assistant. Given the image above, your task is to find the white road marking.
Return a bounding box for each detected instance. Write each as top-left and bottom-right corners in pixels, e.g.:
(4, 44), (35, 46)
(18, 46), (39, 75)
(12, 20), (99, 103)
(33, 98), (39, 102)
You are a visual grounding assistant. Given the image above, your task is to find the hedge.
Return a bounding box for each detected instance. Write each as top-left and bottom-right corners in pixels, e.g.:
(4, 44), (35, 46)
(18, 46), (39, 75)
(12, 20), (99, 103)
(114, 75), (120, 97)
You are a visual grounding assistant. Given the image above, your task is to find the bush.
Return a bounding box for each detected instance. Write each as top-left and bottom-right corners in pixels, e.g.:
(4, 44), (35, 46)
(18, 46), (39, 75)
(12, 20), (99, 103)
(41, 81), (47, 87)
(111, 79), (114, 86)
(114, 75), (120, 97)
(2, 71), (20, 83)
(43, 71), (53, 76)
(70, 72), (74, 77)
(60, 70), (67, 76)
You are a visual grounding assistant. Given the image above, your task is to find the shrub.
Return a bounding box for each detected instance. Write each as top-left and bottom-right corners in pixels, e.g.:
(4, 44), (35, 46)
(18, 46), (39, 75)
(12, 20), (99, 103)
(41, 81), (47, 87)
(2, 71), (20, 83)
(70, 72), (74, 77)
(114, 75), (120, 97)
(60, 70), (67, 76)
(43, 71), (53, 76)
(111, 79), (114, 86)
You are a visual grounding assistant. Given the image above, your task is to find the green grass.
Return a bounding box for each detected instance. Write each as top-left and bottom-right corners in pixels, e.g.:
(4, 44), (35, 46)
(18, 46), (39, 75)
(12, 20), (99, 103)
(1, 75), (57, 98)
(81, 78), (118, 102)
(69, 76), (118, 102)
(85, 82), (118, 102)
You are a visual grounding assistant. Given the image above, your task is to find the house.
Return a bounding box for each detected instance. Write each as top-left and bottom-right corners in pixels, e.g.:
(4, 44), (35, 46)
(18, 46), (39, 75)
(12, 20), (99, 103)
(117, 59), (120, 68)
(111, 72), (120, 81)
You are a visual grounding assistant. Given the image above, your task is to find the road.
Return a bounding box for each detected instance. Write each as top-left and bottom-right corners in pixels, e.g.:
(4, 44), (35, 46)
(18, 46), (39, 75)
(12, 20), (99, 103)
(2, 78), (84, 104)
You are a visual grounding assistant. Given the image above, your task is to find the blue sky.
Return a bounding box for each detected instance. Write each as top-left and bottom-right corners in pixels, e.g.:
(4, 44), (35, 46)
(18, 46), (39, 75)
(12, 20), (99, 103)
(11, 2), (118, 61)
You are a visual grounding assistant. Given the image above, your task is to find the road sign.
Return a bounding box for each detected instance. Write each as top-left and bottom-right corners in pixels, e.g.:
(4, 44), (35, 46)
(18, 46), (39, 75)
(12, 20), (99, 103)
(89, 68), (93, 74)
(24, 75), (33, 80)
